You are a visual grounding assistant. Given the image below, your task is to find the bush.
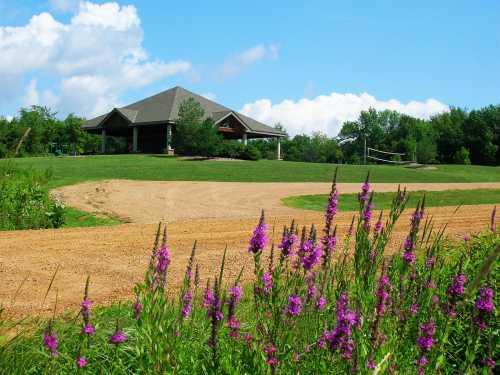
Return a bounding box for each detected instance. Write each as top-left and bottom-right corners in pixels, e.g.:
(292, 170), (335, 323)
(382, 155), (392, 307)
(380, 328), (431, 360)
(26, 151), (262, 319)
(0, 163), (64, 230)
(453, 147), (472, 165)
(240, 144), (261, 160)
(1, 172), (497, 373)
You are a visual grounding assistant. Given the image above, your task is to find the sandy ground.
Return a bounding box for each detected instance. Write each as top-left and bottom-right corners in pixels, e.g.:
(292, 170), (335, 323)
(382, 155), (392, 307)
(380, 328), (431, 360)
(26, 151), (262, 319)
(52, 180), (500, 223)
(1, 180), (498, 318)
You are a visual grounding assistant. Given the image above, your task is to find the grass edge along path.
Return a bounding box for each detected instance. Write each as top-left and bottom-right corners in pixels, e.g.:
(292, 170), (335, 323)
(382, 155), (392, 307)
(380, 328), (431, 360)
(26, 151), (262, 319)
(5, 154), (500, 188)
(62, 207), (122, 228)
(282, 188), (500, 212)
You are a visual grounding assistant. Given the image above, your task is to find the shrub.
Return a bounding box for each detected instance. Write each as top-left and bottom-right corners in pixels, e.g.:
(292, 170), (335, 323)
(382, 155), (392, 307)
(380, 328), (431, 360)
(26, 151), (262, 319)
(0, 171), (498, 373)
(240, 144), (261, 160)
(0, 163), (64, 230)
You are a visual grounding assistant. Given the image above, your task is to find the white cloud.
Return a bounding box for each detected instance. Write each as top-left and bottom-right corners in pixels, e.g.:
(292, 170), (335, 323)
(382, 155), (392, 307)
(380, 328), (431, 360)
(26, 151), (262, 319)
(215, 44), (279, 81)
(201, 92), (217, 101)
(23, 78), (40, 106)
(0, 1), (192, 117)
(240, 91), (449, 137)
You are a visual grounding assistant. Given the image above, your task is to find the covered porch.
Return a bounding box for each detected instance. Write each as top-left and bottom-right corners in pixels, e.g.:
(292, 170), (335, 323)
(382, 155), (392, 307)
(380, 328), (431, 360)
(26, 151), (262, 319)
(86, 109), (283, 159)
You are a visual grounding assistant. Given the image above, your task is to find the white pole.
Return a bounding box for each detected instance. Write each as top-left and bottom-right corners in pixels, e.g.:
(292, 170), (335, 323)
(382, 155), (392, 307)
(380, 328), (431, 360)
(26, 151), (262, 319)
(364, 137), (367, 165)
(242, 133), (248, 145)
(277, 137), (281, 160)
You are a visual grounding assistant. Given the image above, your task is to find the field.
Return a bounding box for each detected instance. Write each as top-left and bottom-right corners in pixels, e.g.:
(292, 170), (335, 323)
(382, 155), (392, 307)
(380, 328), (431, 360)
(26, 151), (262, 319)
(6, 155), (500, 188)
(283, 189), (500, 212)
(1, 155), (499, 320)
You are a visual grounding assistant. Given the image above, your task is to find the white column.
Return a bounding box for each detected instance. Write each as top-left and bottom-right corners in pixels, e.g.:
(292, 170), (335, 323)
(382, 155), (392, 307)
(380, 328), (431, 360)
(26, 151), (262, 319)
(101, 129), (106, 154)
(277, 137), (281, 160)
(242, 133), (248, 145)
(166, 124), (173, 151)
(132, 126), (138, 152)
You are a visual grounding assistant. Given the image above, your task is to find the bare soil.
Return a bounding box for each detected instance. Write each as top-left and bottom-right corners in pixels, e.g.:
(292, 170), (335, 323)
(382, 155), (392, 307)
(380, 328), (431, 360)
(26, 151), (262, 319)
(1, 180), (498, 318)
(52, 180), (500, 223)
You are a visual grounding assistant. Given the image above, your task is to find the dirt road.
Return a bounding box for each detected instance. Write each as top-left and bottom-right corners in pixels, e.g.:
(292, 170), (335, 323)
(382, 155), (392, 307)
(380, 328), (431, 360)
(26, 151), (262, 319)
(0, 204), (495, 318)
(52, 180), (500, 223)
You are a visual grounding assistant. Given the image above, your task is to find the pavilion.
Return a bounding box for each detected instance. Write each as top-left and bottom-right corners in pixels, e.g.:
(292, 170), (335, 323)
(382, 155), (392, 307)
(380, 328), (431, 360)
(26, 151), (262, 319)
(82, 86), (285, 158)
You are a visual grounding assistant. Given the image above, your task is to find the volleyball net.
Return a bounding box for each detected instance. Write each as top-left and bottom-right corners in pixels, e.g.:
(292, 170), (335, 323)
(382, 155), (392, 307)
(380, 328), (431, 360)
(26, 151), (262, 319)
(367, 147), (415, 164)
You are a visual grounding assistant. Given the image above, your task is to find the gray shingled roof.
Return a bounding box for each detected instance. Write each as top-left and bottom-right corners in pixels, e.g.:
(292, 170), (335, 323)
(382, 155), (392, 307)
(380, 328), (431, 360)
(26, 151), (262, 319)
(83, 86), (285, 137)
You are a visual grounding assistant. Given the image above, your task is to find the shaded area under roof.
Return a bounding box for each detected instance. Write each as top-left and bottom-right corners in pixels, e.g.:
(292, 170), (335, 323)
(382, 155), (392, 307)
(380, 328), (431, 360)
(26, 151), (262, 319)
(83, 86), (285, 137)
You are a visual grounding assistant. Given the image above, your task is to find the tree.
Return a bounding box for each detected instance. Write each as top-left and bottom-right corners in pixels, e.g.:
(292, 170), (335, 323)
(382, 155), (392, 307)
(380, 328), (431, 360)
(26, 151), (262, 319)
(172, 98), (222, 157)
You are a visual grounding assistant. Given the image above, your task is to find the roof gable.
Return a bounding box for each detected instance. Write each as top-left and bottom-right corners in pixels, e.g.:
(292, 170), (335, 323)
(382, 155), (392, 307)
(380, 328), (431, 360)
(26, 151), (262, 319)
(83, 86), (285, 136)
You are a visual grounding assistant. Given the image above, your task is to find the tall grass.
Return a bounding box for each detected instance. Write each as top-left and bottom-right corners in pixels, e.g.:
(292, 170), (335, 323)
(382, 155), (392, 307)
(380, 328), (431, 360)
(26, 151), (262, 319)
(0, 171), (498, 374)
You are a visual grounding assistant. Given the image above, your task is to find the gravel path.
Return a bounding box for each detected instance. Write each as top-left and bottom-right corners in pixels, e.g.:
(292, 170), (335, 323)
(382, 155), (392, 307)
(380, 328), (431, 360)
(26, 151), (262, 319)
(1, 203), (496, 318)
(52, 180), (500, 223)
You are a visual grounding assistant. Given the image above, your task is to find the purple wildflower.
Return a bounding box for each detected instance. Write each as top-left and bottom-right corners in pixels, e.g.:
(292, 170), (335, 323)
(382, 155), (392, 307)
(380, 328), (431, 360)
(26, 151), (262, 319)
(376, 274), (391, 317)
(43, 331), (58, 357)
(374, 212), (383, 233)
(229, 284), (243, 305)
(474, 287), (494, 330)
(321, 293), (358, 360)
(286, 295), (303, 316)
(403, 236), (416, 264)
(363, 202), (374, 232)
(81, 323), (96, 336)
(81, 298), (92, 313)
(264, 345), (279, 367)
(76, 357), (87, 368)
(447, 274), (467, 297)
(367, 359), (376, 369)
(203, 285), (214, 308)
(463, 233), (471, 242)
(109, 329), (127, 344)
(359, 179), (370, 205)
(278, 230), (298, 257)
(300, 240), (321, 270)
(227, 317), (240, 338)
(155, 245), (171, 274)
(417, 320), (436, 353)
(133, 301), (143, 320)
(248, 211), (268, 254)
(181, 290), (193, 318)
(262, 272), (273, 293)
(410, 303), (419, 315)
(316, 295), (327, 310)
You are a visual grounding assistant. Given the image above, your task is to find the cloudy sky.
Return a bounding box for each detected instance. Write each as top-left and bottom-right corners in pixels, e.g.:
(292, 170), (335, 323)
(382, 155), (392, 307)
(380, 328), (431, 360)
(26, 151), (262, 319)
(1, 0), (499, 136)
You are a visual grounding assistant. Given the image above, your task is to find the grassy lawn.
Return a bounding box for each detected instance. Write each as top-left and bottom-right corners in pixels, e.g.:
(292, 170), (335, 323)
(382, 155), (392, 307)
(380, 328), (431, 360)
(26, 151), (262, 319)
(62, 207), (122, 228)
(282, 189), (500, 212)
(3, 154), (500, 188)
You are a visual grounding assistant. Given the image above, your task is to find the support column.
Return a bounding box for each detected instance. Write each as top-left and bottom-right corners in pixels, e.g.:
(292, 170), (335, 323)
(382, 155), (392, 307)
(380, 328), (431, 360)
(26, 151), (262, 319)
(277, 137), (281, 160)
(132, 126), (138, 153)
(166, 124), (174, 154)
(242, 133), (248, 145)
(101, 129), (106, 154)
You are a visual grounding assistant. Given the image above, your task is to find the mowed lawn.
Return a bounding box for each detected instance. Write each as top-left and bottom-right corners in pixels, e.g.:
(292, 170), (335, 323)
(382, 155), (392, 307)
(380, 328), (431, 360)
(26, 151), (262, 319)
(5, 154), (500, 188)
(283, 189), (500, 212)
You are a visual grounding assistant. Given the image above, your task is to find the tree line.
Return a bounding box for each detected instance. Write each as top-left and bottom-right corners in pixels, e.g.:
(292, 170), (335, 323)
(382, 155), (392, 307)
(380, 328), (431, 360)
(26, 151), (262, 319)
(1, 102), (498, 165)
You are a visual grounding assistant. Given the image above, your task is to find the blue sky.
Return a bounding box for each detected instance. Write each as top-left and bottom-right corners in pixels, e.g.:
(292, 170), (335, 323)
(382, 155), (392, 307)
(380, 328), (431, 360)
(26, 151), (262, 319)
(1, 0), (499, 135)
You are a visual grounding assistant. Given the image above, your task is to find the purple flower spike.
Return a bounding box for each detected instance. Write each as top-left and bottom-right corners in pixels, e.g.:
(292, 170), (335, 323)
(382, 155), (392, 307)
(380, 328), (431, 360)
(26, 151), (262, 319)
(286, 295), (303, 316)
(109, 329), (127, 344)
(229, 285), (243, 305)
(155, 245), (171, 274)
(491, 206), (496, 232)
(262, 272), (273, 293)
(316, 295), (327, 310)
(81, 323), (96, 335)
(76, 357), (87, 368)
(248, 211), (268, 254)
(300, 240), (321, 270)
(279, 231), (298, 257)
(81, 298), (92, 312)
(181, 290), (193, 318)
(43, 331), (58, 357)
(133, 302), (143, 320)
(203, 286), (214, 308)
(447, 275), (467, 297)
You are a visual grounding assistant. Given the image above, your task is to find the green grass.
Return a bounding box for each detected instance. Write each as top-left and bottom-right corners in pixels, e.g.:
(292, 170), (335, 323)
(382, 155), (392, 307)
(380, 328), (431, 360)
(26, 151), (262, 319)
(282, 189), (500, 212)
(62, 207), (122, 228)
(3, 154), (500, 188)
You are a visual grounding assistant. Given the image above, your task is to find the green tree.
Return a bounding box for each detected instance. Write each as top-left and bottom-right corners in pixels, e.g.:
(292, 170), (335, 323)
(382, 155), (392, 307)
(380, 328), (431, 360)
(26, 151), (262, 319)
(172, 98), (222, 157)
